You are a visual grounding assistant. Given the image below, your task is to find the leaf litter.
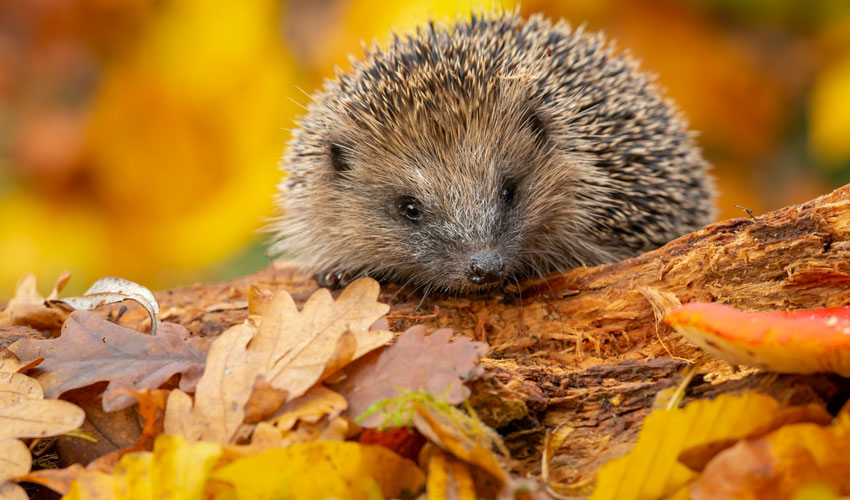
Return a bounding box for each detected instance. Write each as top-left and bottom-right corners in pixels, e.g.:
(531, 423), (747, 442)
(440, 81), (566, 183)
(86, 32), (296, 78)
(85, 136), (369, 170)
(6, 271), (850, 499)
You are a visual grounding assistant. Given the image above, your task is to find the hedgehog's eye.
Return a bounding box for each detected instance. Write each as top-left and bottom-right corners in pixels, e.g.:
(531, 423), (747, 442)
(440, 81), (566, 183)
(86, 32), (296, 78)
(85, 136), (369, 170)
(524, 111), (546, 147)
(399, 196), (423, 222)
(500, 181), (516, 207)
(329, 143), (352, 174)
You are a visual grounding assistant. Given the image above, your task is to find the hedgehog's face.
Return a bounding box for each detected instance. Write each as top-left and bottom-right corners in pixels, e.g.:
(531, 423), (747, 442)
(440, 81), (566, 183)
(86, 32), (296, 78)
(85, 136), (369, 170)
(273, 14), (715, 293)
(277, 86), (605, 292)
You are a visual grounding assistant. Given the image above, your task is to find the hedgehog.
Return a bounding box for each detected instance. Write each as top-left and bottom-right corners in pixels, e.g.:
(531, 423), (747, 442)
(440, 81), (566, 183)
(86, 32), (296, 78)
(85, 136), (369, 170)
(269, 12), (716, 293)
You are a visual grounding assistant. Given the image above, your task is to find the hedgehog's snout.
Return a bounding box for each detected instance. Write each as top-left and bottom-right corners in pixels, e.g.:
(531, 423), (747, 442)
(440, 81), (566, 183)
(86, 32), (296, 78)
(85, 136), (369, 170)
(464, 250), (504, 285)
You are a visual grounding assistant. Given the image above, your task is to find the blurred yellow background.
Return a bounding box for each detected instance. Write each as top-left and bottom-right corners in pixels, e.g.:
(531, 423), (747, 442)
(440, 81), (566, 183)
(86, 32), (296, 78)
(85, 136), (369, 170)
(1, 0), (849, 297)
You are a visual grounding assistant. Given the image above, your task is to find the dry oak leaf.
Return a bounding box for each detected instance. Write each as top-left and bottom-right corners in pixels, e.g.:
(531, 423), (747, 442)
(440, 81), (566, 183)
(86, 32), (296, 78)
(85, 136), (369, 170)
(0, 438), (30, 483)
(8, 311), (208, 411)
(0, 481), (28, 500)
(164, 323), (256, 443)
(691, 408), (850, 500)
(334, 325), (488, 427)
(264, 384), (347, 431)
(665, 303), (850, 376)
(210, 441), (425, 500)
(248, 277), (392, 402)
(590, 393), (783, 500)
(0, 372), (84, 440)
(1, 438), (31, 500)
(63, 434), (222, 500)
(166, 279), (393, 444)
(0, 272), (70, 331)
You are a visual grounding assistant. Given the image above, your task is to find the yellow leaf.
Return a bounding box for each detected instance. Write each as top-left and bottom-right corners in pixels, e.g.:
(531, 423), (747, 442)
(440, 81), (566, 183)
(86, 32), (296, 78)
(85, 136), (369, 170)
(210, 441), (424, 500)
(590, 393), (782, 500)
(63, 434), (222, 500)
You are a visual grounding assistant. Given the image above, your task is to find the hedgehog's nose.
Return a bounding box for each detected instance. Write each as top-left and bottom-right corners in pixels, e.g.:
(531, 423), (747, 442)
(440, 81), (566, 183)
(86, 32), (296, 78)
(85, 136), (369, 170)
(465, 251), (504, 285)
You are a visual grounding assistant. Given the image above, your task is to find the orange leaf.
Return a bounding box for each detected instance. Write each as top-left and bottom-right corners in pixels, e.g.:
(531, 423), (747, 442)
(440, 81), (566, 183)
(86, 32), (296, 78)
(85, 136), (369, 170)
(678, 403), (833, 473)
(665, 303), (850, 375)
(12, 464), (85, 496)
(691, 412), (850, 499)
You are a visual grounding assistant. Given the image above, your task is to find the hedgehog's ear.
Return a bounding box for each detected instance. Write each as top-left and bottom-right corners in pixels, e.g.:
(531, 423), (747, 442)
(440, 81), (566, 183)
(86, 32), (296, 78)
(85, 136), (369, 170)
(329, 143), (353, 175)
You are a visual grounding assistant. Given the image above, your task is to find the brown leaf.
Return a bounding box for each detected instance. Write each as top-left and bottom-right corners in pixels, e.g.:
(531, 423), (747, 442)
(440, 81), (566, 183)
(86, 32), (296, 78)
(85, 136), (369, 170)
(333, 325), (488, 427)
(53, 384), (142, 468)
(321, 330), (357, 380)
(164, 322), (256, 443)
(0, 274), (68, 331)
(8, 311), (208, 411)
(248, 278), (392, 401)
(85, 389), (169, 472)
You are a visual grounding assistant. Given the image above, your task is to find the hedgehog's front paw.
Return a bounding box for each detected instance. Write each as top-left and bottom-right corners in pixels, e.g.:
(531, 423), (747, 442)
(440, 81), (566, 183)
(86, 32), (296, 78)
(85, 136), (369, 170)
(313, 270), (357, 290)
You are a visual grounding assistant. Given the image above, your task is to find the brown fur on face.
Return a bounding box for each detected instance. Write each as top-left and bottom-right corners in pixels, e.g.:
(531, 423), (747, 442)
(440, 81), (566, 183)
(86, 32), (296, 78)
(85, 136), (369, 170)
(270, 12), (716, 292)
